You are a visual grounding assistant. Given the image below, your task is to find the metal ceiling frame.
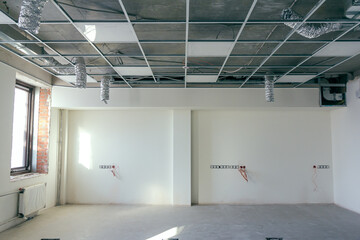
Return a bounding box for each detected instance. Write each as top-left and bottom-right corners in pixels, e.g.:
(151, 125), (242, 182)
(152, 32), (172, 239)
(50, 0), (132, 88)
(39, 20), (360, 24)
(0, 43), (60, 76)
(1, 0), (359, 87)
(0, 9), (84, 81)
(117, 0), (157, 83)
(274, 22), (360, 85)
(239, 0), (327, 88)
(184, 0), (190, 88)
(6, 39), (360, 44)
(216, 0), (258, 81)
(43, 64), (332, 69)
(21, 54), (314, 58)
(294, 50), (360, 88)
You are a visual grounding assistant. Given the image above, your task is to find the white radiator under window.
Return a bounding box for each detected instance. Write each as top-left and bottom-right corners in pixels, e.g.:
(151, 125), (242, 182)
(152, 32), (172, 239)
(18, 183), (46, 217)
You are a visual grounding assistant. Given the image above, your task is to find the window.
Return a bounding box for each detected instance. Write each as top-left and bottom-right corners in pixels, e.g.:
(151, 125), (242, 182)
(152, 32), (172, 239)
(10, 81), (34, 174)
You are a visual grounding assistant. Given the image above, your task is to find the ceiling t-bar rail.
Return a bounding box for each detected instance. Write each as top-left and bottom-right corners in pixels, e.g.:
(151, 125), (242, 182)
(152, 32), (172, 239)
(239, 0), (327, 88)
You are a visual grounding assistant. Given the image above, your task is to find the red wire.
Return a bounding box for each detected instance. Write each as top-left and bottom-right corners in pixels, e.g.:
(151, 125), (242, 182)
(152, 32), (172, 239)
(238, 168), (248, 182)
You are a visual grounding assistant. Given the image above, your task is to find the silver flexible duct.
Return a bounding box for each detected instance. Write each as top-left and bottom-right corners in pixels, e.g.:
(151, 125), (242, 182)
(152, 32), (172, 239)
(18, 0), (49, 34)
(100, 76), (111, 104)
(45, 57), (74, 75)
(281, 8), (344, 39)
(0, 31), (73, 74)
(73, 57), (87, 88)
(265, 75), (274, 102)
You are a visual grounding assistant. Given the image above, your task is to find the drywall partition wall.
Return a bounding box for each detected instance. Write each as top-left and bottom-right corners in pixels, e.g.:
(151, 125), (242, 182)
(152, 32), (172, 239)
(52, 87), (320, 109)
(172, 110), (191, 205)
(331, 77), (360, 214)
(0, 62), (58, 232)
(192, 110), (333, 204)
(66, 110), (173, 204)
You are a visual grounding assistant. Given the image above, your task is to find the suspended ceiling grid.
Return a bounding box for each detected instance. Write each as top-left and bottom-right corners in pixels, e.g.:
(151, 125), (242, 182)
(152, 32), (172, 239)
(0, 0), (360, 88)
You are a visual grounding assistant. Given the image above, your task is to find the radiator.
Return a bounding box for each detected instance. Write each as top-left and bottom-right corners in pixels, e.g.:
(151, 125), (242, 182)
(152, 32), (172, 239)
(18, 183), (46, 218)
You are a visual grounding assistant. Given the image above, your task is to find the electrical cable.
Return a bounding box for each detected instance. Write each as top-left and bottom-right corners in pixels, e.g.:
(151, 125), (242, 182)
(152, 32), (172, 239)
(312, 165), (318, 192)
(111, 165), (120, 180)
(2, 1), (9, 14)
(238, 166), (248, 182)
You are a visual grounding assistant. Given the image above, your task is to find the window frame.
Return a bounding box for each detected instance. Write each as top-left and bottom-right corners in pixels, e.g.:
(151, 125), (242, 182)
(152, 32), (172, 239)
(10, 81), (35, 175)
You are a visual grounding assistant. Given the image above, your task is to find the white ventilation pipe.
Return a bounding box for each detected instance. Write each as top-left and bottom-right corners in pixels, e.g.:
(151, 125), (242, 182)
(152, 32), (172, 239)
(265, 75), (274, 102)
(18, 0), (49, 34)
(101, 76), (111, 104)
(73, 57), (87, 88)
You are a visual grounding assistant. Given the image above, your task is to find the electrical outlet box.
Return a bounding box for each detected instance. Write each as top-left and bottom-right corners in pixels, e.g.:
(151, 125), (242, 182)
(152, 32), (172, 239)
(317, 165), (330, 169)
(99, 165), (114, 169)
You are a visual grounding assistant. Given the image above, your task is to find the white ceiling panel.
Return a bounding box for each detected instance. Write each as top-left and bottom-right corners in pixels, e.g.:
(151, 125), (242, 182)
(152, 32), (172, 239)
(75, 23), (137, 43)
(276, 75), (317, 83)
(313, 42), (360, 57)
(57, 75), (97, 83)
(0, 11), (15, 24)
(115, 67), (153, 76)
(188, 42), (233, 57)
(186, 75), (218, 82)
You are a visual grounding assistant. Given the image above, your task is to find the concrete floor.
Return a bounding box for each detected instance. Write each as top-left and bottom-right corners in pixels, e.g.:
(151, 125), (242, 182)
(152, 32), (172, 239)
(0, 204), (360, 240)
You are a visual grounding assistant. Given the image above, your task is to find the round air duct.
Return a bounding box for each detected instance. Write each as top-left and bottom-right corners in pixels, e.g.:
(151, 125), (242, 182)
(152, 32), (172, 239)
(73, 57), (87, 88)
(265, 75), (274, 103)
(18, 0), (49, 34)
(101, 76), (111, 104)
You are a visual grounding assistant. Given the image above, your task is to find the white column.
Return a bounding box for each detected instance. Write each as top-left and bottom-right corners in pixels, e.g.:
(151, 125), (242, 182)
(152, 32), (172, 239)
(172, 110), (191, 205)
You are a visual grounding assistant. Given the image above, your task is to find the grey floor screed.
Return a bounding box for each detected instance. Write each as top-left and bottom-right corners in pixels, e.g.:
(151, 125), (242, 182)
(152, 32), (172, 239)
(0, 204), (360, 240)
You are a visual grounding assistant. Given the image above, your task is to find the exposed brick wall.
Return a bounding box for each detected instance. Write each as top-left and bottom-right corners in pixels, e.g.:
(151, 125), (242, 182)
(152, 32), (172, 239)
(37, 88), (51, 173)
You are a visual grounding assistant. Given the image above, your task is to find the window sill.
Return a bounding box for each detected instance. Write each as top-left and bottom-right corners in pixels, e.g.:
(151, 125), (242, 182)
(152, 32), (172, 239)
(10, 172), (46, 182)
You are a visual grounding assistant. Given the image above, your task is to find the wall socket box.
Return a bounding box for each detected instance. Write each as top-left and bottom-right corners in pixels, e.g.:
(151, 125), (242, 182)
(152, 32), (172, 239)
(317, 165), (330, 169)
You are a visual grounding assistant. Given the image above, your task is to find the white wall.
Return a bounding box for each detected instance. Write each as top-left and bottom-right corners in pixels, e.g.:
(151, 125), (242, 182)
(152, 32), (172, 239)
(52, 87), (320, 109)
(172, 110), (191, 205)
(192, 110), (334, 204)
(66, 110), (174, 205)
(331, 77), (360, 214)
(0, 62), (58, 231)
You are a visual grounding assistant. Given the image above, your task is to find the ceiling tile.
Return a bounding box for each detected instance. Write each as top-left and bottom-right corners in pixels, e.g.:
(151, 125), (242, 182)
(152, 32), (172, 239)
(186, 75), (218, 82)
(188, 42), (233, 57)
(0, 12), (15, 24)
(75, 23), (137, 43)
(276, 75), (317, 83)
(114, 67), (153, 76)
(314, 42), (360, 57)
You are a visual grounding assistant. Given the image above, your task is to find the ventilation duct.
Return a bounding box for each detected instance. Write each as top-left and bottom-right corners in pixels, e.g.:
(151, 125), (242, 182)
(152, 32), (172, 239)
(100, 76), (111, 104)
(322, 87), (344, 101)
(265, 75), (274, 102)
(73, 57), (87, 88)
(281, 8), (346, 39)
(18, 0), (48, 34)
(0, 31), (73, 74)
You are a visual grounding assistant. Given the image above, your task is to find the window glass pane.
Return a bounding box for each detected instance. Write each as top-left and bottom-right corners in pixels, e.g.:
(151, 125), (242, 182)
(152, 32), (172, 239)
(11, 87), (29, 169)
